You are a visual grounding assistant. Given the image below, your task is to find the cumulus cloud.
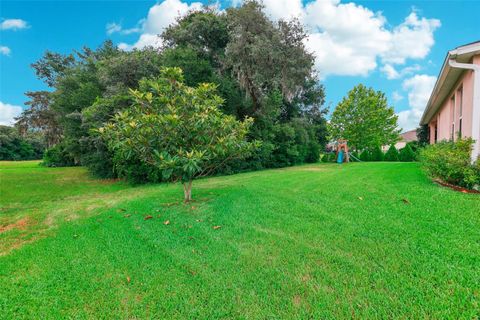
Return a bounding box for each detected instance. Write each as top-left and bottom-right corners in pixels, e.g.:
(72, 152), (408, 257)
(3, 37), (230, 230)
(119, 0), (439, 78)
(0, 19), (28, 30)
(0, 101), (23, 126)
(0, 46), (11, 56)
(118, 0), (202, 50)
(229, 0), (439, 78)
(396, 74), (436, 131)
(261, 0), (304, 21)
(381, 12), (441, 65)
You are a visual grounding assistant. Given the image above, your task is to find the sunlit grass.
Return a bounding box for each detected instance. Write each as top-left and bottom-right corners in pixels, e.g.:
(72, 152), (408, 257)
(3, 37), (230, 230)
(1, 161), (479, 318)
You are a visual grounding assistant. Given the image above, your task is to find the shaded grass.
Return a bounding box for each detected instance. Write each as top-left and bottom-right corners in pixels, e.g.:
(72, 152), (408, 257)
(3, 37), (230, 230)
(0, 161), (479, 318)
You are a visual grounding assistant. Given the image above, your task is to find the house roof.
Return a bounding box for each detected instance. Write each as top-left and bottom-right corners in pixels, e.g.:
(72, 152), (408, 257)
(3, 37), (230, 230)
(420, 41), (480, 125)
(400, 129), (417, 142)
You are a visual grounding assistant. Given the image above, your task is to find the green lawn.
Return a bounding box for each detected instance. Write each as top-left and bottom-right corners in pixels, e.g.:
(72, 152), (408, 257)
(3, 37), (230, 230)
(1, 161), (479, 319)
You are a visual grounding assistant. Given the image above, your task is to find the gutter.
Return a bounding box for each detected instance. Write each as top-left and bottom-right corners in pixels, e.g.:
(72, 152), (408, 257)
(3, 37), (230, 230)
(448, 59), (480, 162)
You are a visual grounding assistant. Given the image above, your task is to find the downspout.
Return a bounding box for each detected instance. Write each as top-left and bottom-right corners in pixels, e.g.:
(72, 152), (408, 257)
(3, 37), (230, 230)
(448, 59), (480, 163)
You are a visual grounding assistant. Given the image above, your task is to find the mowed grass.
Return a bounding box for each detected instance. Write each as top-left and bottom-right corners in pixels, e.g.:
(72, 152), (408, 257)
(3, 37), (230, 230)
(1, 161), (479, 319)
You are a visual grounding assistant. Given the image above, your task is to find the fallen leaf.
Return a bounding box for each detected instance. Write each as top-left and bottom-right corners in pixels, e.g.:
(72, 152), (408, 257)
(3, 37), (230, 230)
(213, 226), (221, 230)
(164, 220), (170, 225)
(144, 215), (153, 220)
(358, 197), (363, 201)
(191, 206), (197, 210)
(126, 276), (131, 283)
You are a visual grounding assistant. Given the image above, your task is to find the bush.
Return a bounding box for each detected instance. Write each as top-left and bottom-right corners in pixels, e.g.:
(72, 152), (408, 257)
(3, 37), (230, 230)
(0, 125), (45, 160)
(370, 146), (384, 161)
(399, 144), (416, 162)
(321, 153), (334, 162)
(384, 144), (399, 161)
(42, 143), (76, 167)
(419, 138), (480, 189)
(360, 149), (371, 161)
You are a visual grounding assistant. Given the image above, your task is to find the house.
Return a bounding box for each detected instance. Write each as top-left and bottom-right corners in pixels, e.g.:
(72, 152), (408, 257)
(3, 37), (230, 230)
(420, 41), (480, 162)
(382, 129), (417, 152)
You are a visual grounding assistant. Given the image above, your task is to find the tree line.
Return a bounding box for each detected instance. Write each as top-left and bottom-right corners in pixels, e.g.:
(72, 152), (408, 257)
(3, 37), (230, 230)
(14, 1), (328, 181)
(9, 0), (406, 189)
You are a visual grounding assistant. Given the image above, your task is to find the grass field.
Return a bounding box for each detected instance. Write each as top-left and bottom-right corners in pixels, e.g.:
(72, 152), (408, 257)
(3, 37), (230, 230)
(1, 161), (479, 318)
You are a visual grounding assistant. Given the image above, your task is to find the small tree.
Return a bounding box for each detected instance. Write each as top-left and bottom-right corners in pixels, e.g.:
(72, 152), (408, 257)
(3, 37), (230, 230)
(399, 144), (416, 162)
(416, 124), (430, 147)
(384, 144), (399, 161)
(100, 67), (258, 202)
(360, 149), (371, 161)
(370, 146), (384, 161)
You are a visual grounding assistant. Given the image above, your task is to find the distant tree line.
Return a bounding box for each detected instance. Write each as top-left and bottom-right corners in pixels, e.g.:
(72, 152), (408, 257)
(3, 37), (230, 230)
(16, 0), (328, 182)
(0, 125), (45, 160)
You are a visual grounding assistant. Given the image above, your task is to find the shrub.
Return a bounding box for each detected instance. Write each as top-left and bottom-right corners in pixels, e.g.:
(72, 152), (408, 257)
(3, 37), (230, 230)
(0, 125), (45, 160)
(370, 146), (384, 161)
(384, 144), (399, 161)
(321, 153), (335, 162)
(419, 138), (480, 189)
(42, 143), (76, 167)
(360, 149), (371, 161)
(399, 144), (416, 162)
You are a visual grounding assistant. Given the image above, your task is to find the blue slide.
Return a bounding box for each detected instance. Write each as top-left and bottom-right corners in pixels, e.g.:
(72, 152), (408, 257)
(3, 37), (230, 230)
(337, 150), (344, 163)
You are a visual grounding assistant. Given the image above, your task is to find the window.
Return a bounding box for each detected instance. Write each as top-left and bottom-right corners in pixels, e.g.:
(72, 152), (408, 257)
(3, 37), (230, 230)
(458, 86), (463, 137)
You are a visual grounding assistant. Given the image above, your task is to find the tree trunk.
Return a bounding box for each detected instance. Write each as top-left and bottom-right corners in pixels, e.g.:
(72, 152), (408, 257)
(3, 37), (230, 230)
(183, 180), (193, 202)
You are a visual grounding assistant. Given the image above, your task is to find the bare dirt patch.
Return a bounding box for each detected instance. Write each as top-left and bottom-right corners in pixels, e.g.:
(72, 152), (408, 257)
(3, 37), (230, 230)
(0, 217), (30, 233)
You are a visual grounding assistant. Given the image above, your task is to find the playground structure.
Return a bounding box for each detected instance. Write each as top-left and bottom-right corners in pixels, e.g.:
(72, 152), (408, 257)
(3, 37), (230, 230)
(335, 139), (350, 163)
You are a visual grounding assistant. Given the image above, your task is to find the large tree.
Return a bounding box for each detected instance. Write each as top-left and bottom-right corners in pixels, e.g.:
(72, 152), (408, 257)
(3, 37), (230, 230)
(225, 0), (316, 114)
(100, 68), (257, 201)
(15, 91), (61, 148)
(329, 84), (400, 150)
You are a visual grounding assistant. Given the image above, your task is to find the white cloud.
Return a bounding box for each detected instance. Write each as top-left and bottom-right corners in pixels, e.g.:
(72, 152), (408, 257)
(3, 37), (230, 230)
(106, 22), (142, 35)
(0, 19), (28, 30)
(392, 91), (403, 103)
(106, 22), (122, 35)
(381, 64), (400, 79)
(253, 0), (439, 78)
(381, 12), (441, 64)
(119, 0), (439, 78)
(0, 101), (23, 126)
(381, 63), (421, 79)
(0, 46), (11, 56)
(261, 0), (304, 21)
(118, 0), (202, 50)
(397, 74), (436, 130)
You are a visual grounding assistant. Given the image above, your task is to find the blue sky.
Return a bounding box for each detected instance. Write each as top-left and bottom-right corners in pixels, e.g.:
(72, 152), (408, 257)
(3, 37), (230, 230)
(1, 0), (479, 130)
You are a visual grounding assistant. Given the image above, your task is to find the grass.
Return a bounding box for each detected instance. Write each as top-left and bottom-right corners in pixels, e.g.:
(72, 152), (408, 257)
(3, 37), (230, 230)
(1, 161), (479, 319)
